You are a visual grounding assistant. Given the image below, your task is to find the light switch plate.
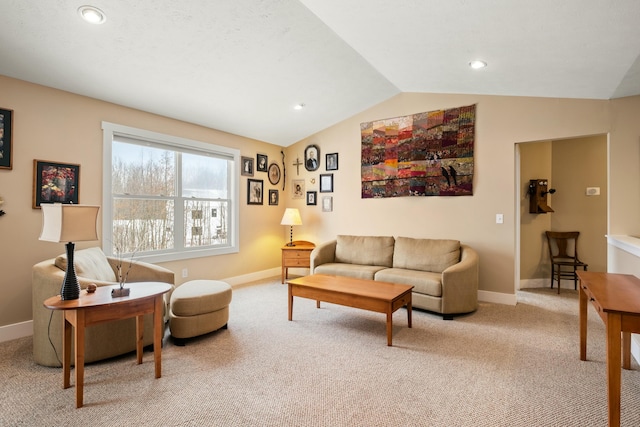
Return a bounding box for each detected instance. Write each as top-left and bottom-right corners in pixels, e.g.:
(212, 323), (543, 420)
(586, 187), (600, 196)
(496, 214), (504, 224)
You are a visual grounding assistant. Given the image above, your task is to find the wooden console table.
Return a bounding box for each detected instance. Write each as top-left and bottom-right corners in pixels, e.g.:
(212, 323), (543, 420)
(44, 282), (172, 408)
(578, 271), (640, 427)
(281, 240), (315, 283)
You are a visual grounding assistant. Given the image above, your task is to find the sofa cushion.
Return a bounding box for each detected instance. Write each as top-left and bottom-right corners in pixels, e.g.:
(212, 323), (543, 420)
(393, 237), (460, 273)
(55, 247), (117, 282)
(335, 235), (395, 267)
(314, 263), (388, 280)
(375, 268), (443, 297)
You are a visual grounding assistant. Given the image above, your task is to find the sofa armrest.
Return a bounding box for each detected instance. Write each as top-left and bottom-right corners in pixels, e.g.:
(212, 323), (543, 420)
(440, 244), (479, 314)
(310, 240), (337, 272)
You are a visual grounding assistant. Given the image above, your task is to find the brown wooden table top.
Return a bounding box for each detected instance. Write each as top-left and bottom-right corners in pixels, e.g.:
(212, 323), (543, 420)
(578, 271), (640, 314)
(43, 282), (172, 311)
(287, 274), (413, 300)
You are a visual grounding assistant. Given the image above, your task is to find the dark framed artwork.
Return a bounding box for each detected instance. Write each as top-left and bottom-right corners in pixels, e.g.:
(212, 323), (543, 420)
(304, 144), (320, 171)
(0, 108), (13, 170)
(326, 153), (338, 171)
(268, 162), (281, 185)
(306, 191), (317, 205)
(256, 154), (268, 172)
(33, 160), (80, 208)
(241, 156), (254, 176)
(320, 173), (334, 193)
(292, 179), (305, 199)
(247, 179), (263, 205)
(269, 189), (279, 206)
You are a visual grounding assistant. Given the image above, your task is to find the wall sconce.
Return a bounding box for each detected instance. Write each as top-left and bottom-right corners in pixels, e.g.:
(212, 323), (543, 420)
(528, 179), (555, 214)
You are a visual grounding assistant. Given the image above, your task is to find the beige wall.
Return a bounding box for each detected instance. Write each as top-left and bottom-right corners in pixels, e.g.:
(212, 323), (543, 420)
(0, 76), (286, 327)
(551, 136), (608, 272)
(3, 74), (640, 329)
(518, 136), (608, 284)
(519, 141), (552, 281)
(287, 93), (612, 298)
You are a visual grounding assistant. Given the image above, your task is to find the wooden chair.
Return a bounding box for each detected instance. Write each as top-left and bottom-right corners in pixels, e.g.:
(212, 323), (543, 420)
(545, 231), (588, 293)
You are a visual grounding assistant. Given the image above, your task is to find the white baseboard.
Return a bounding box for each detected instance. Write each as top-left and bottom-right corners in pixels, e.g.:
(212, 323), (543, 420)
(222, 267), (282, 287)
(519, 278), (549, 289)
(0, 320), (33, 343)
(478, 289), (517, 306)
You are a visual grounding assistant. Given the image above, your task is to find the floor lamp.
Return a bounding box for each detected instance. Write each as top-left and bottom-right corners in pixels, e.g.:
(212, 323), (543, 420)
(280, 208), (302, 247)
(39, 203), (100, 300)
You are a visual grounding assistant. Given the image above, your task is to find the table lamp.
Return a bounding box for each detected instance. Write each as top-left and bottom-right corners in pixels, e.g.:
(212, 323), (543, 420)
(39, 203), (100, 300)
(280, 208), (302, 247)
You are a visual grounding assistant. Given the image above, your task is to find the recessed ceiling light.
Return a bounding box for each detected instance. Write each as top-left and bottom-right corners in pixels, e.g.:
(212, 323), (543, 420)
(78, 6), (106, 24)
(469, 60), (487, 69)
(294, 103), (305, 110)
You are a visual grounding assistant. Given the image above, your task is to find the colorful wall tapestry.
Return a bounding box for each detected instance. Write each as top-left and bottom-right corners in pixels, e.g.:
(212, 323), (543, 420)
(361, 104), (475, 198)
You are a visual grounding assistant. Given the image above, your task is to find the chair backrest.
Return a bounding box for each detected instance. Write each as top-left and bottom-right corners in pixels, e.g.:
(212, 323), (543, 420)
(545, 231), (580, 261)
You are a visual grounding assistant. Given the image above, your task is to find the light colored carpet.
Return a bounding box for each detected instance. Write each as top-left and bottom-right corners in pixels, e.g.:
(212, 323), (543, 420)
(2, 278), (640, 426)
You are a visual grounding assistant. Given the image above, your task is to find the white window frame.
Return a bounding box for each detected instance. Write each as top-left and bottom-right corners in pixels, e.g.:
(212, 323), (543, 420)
(102, 122), (240, 263)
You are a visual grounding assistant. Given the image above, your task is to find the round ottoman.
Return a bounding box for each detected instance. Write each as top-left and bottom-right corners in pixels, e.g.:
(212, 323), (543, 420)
(169, 280), (232, 343)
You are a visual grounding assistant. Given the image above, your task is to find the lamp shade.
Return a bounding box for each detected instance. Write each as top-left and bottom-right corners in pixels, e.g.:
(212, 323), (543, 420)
(39, 204), (99, 243)
(280, 208), (302, 226)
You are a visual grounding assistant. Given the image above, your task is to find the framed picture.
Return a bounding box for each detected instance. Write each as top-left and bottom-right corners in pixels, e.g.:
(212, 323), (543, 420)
(292, 179), (305, 199)
(268, 162), (281, 185)
(0, 108), (13, 170)
(33, 160), (80, 208)
(326, 153), (338, 171)
(247, 179), (263, 205)
(306, 191), (317, 205)
(256, 154), (268, 172)
(269, 189), (279, 206)
(320, 173), (334, 193)
(241, 156), (254, 176)
(304, 144), (320, 171)
(322, 196), (333, 212)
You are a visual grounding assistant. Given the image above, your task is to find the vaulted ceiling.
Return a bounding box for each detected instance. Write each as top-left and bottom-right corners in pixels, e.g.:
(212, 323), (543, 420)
(1, 1), (639, 146)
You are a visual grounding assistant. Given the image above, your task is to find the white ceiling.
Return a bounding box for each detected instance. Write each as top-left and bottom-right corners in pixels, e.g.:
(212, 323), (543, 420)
(1, 0), (639, 146)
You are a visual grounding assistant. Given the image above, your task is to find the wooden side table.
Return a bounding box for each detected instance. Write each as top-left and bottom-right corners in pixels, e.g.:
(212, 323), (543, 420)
(281, 240), (315, 283)
(43, 282), (172, 408)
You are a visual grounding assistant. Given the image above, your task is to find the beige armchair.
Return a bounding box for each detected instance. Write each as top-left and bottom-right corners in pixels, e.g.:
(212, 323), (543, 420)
(32, 247), (175, 367)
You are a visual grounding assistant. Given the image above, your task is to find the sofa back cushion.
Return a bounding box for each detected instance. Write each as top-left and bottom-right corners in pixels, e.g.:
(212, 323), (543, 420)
(55, 247), (117, 282)
(393, 237), (460, 273)
(335, 235), (395, 267)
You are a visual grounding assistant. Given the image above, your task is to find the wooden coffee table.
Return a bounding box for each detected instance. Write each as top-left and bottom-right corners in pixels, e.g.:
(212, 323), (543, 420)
(287, 274), (413, 346)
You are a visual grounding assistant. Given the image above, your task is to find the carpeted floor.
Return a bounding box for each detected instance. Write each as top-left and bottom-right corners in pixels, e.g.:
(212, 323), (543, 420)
(1, 278), (640, 426)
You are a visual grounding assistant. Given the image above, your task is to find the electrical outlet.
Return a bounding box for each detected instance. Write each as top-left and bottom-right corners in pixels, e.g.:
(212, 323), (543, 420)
(182, 268), (188, 278)
(496, 214), (504, 224)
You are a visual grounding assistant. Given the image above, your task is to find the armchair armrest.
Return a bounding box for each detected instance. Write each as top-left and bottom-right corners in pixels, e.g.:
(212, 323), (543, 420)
(441, 244), (479, 314)
(310, 240), (337, 272)
(106, 256), (175, 284)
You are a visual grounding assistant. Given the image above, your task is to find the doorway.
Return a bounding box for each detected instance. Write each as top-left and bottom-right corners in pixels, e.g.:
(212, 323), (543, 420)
(516, 134), (608, 292)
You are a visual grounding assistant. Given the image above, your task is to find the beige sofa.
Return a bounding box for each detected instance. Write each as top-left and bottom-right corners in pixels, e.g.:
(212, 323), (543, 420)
(310, 235), (479, 319)
(32, 247), (175, 367)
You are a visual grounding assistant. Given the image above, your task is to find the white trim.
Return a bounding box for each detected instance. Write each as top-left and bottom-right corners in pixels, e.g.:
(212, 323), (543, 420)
(0, 320), (33, 343)
(607, 235), (640, 258)
(519, 278), (547, 289)
(478, 289), (517, 306)
(101, 121), (241, 263)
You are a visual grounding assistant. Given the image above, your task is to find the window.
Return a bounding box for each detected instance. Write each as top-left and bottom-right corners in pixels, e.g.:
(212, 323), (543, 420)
(102, 122), (239, 263)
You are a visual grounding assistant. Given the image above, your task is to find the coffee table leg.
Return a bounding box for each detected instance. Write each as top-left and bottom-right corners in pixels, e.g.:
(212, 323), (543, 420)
(407, 299), (412, 328)
(386, 310), (393, 346)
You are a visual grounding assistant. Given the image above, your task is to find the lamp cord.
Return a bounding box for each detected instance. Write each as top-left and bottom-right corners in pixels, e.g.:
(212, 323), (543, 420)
(47, 310), (62, 367)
